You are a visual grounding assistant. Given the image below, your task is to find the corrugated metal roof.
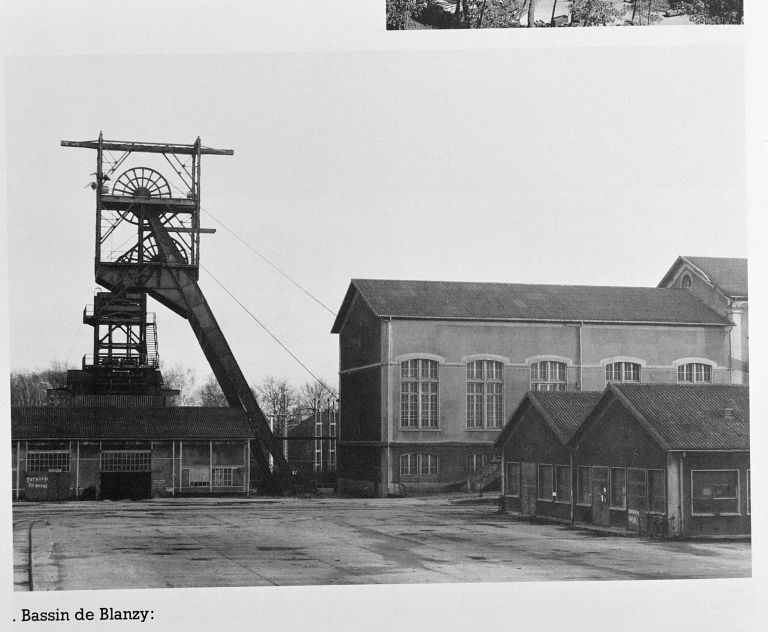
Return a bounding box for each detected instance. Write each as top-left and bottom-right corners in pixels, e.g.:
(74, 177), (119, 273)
(11, 407), (256, 440)
(610, 384), (749, 450)
(495, 391), (602, 447)
(332, 279), (729, 332)
(530, 391), (604, 441)
(683, 256), (748, 298)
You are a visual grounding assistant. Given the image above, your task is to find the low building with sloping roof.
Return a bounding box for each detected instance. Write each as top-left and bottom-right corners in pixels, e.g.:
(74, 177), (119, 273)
(12, 407), (258, 500)
(331, 272), (735, 497)
(570, 384), (750, 538)
(494, 391), (601, 522)
(658, 256), (748, 384)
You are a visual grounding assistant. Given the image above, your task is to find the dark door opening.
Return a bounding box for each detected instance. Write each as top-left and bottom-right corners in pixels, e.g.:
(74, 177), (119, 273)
(100, 472), (151, 500)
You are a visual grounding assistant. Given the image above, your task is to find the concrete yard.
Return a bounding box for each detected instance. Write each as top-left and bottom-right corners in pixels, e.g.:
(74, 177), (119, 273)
(13, 496), (750, 590)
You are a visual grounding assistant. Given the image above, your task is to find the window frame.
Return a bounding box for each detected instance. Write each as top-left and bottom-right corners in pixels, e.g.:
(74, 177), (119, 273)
(26, 450), (71, 473)
(605, 361), (642, 384)
(466, 359), (504, 429)
(677, 362), (713, 384)
(530, 360), (567, 392)
(576, 466), (592, 506)
(100, 449), (152, 472)
(400, 358), (440, 430)
(610, 467), (627, 510)
(691, 469), (741, 516)
(626, 467), (647, 512)
(647, 468), (666, 514)
(400, 452), (439, 477)
(537, 463), (554, 501)
(555, 464), (571, 504)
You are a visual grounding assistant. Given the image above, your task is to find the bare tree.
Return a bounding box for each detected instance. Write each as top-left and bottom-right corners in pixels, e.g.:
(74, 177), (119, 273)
(254, 376), (300, 436)
(161, 363), (198, 406)
(10, 361), (69, 406)
(196, 374), (228, 407)
(298, 379), (338, 416)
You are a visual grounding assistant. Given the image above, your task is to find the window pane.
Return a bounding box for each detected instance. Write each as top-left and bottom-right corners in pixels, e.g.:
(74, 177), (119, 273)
(610, 468), (626, 508)
(648, 469), (666, 513)
(537, 464), (553, 500)
(27, 451), (70, 472)
(692, 470), (738, 514)
(555, 465), (571, 503)
(626, 468), (647, 511)
(577, 466), (592, 504)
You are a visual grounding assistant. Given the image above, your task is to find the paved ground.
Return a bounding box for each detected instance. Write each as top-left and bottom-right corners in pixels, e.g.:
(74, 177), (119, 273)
(13, 496), (750, 590)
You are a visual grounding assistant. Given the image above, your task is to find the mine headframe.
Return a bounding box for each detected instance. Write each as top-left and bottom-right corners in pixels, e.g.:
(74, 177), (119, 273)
(62, 133), (292, 481)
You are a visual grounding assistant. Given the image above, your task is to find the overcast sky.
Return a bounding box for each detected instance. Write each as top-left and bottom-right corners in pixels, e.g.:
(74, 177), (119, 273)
(4, 45), (745, 388)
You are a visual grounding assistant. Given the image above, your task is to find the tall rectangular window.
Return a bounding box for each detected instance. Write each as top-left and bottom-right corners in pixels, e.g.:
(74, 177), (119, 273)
(626, 468), (647, 511)
(401, 359), (439, 429)
(537, 464), (553, 500)
(577, 466), (592, 505)
(691, 470), (739, 515)
(555, 465), (571, 503)
(610, 467), (626, 508)
(648, 469), (666, 513)
(467, 360), (504, 428)
(506, 462), (520, 496)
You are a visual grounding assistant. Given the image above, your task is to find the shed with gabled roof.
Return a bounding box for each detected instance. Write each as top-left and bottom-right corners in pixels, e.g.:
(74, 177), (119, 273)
(570, 384), (750, 538)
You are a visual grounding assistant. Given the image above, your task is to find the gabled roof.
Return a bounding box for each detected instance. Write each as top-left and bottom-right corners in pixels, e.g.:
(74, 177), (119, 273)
(331, 279), (730, 333)
(571, 384), (749, 451)
(12, 407), (257, 440)
(495, 391), (602, 448)
(658, 256), (748, 299)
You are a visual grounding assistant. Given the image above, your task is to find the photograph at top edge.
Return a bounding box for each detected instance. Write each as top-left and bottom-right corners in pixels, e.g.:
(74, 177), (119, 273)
(386, 0), (744, 30)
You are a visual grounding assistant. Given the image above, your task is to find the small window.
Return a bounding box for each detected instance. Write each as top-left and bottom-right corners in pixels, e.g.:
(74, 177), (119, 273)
(677, 362), (712, 384)
(555, 465), (571, 503)
(682, 274), (692, 289)
(537, 464), (553, 500)
(530, 361), (567, 391)
(692, 470), (739, 515)
(605, 362), (641, 383)
(627, 468), (647, 511)
(610, 467), (626, 508)
(505, 462), (520, 497)
(577, 466), (592, 505)
(648, 469), (666, 513)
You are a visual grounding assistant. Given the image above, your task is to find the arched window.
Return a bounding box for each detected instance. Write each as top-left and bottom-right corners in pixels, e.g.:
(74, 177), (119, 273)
(530, 361), (567, 391)
(400, 359), (439, 428)
(400, 453), (439, 476)
(677, 362), (712, 384)
(682, 274), (692, 289)
(605, 361), (641, 383)
(467, 360), (504, 429)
